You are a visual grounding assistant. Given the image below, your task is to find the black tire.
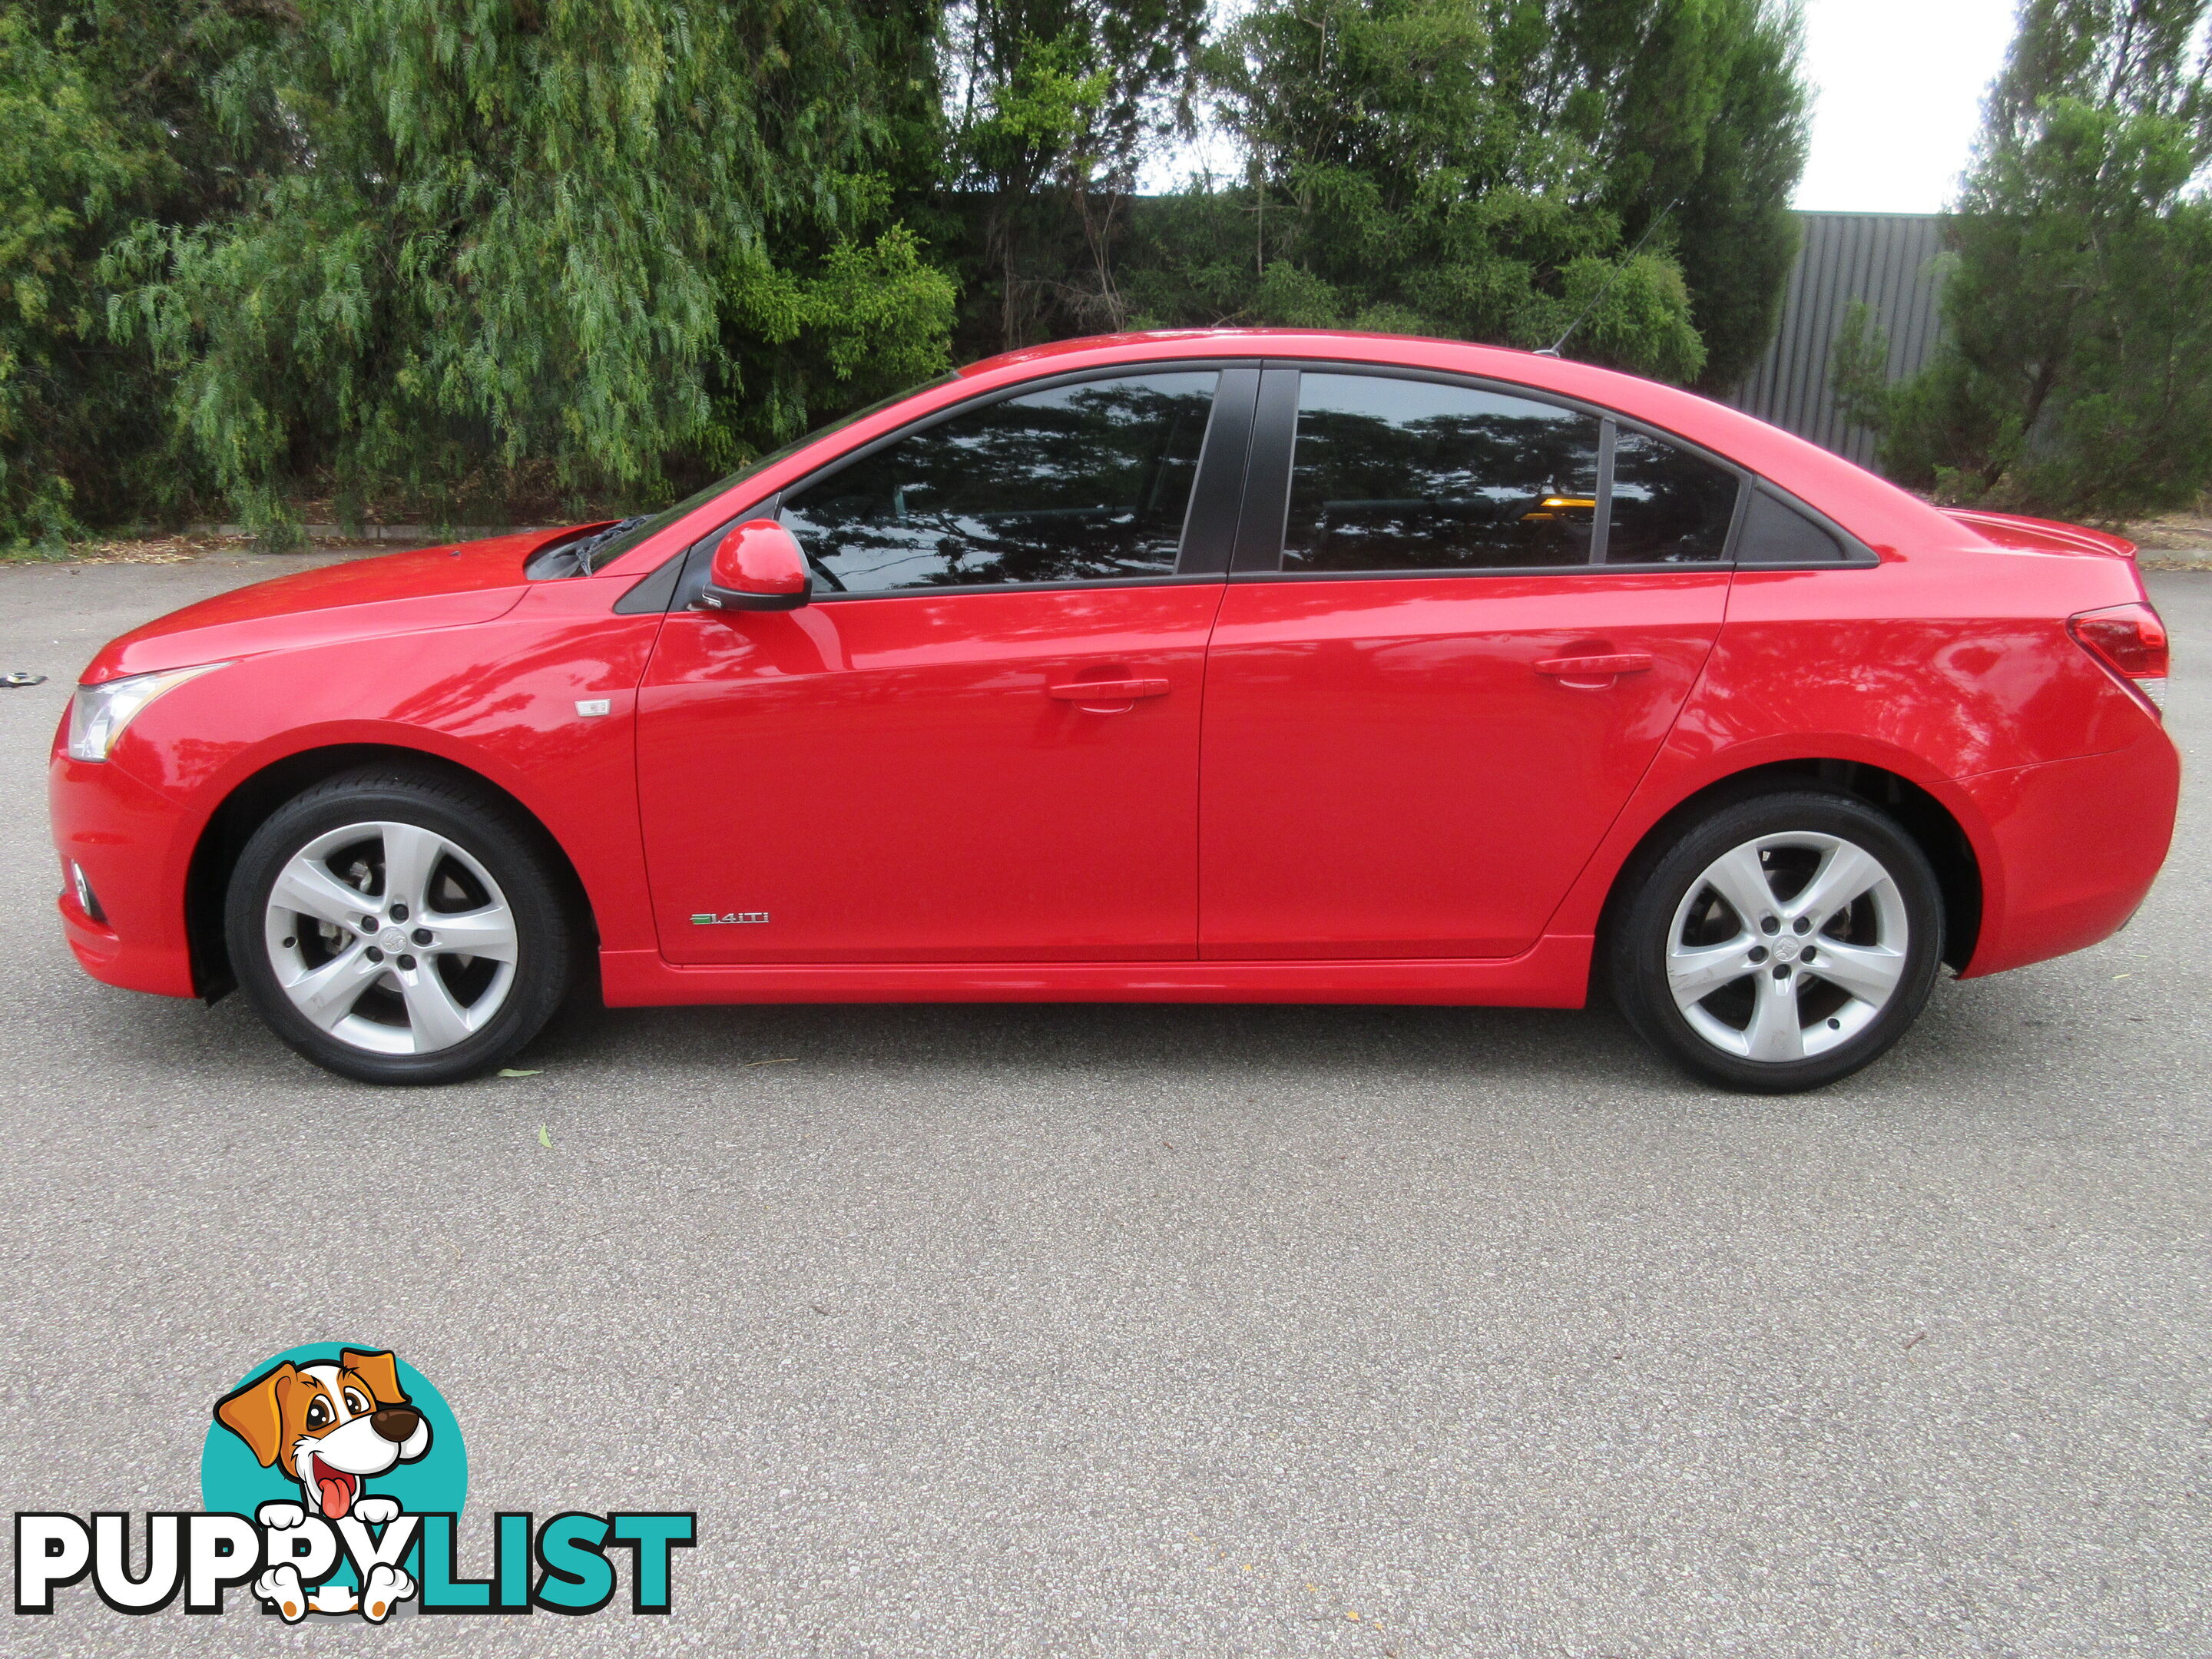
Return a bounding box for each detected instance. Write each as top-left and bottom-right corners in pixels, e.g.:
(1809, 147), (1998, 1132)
(1606, 790), (1945, 1093)
(224, 767), (575, 1084)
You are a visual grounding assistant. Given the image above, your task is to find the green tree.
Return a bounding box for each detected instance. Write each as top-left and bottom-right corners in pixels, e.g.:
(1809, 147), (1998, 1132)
(1124, 0), (1807, 386)
(0, 0), (294, 545)
(940, 0), (1207, 351)
(1835, 0), (2212, 519)
(1504, 0), (1810, 390)
(0, 12), (150, 544)
(110, 0), (959, 539)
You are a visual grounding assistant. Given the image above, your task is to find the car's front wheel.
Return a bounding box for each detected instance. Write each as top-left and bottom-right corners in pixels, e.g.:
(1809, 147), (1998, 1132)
(1608, 790), (1945, 1093)
(225, 767), (575, 1084)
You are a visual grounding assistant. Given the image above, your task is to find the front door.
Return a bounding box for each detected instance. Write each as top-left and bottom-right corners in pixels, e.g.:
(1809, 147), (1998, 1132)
(1199, 368), (1740, 959)
(637, 367), (1241, 964)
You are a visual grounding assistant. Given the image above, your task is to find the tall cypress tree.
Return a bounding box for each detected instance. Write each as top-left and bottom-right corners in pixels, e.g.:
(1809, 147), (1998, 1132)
(1505, 0), (1810, 391)
(1836, 0), (2212, 518)
(1118, 0), (1807, 388)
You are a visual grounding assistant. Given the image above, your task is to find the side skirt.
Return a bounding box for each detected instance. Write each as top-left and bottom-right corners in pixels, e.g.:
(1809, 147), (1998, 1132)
(598, 935), (1594, 1008)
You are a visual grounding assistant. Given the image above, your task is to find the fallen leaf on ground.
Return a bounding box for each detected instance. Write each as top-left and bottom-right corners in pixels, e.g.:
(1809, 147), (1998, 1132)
(537, 1124), (553, 1148)
(498, 1067), (542, 1078)
(743, 1058), (797, 1067)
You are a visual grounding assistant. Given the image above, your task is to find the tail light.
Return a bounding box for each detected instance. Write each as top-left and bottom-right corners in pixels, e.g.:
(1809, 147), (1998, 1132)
(2068, 601), (2168, 717)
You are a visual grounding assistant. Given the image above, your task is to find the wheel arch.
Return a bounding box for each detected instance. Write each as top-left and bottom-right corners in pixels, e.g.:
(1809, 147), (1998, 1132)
(183, 743), (600, 1001)
(1593, 758), (1983, 988)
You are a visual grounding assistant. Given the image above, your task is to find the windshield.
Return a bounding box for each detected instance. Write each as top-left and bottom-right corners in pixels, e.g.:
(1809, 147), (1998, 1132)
(581, 376), (958, 569)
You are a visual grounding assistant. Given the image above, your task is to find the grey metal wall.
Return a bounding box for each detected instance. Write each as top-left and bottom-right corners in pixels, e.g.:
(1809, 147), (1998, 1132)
(1729, 211), (1947, 466)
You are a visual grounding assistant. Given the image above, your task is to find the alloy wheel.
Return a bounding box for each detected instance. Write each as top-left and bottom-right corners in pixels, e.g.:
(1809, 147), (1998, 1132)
(260, 820), (519, 1056)
(1664, 830), (1909, 1064)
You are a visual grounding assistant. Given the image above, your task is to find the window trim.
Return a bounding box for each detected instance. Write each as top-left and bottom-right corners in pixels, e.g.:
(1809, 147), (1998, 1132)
(1591, 416), (1618, 559)
(617, 353), (1883, 609)
(760, 359), (1254, 602)
(1230, 366), (1300, 573)
(1176, 365), (1260, 577)
(1234, 359), (1878, 581)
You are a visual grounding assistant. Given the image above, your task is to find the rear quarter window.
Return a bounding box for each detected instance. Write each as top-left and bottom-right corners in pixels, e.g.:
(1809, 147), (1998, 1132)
(1735, 488), (1860, 565)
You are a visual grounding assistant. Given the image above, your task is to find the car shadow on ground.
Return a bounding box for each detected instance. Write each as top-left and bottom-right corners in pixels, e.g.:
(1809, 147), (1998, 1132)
(64, 946), (2058, 1112)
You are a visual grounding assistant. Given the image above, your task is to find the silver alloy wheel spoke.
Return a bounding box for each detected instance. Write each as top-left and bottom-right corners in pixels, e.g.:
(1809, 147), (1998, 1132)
(271, 858), (377, 931)
(1805, 938), (1906, 1002)
(263, 819), (518, 1056)
(1785, 842), (1885, 929)
(1664, 828), (1909, 1065)
(1743, 971), (1806, 1061)
(421, 902), (518, 963)
(379, 822), (445, 916)
(1667, 937), (1762, 1002)
(398, 961), (475, 1051)
(286, 947), (386, 1031)
(1701, 844), (1777, 930)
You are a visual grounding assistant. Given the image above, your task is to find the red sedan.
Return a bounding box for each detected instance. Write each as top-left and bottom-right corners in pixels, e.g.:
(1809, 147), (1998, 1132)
(49, 330), (2179, 1091)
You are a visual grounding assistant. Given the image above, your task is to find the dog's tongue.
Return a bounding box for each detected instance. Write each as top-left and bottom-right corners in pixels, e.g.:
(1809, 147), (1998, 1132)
(317, 1475), (350, 1520)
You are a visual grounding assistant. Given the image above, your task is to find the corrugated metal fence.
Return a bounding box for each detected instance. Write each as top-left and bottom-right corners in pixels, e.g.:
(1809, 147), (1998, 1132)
(1729, 211), (1947, 465)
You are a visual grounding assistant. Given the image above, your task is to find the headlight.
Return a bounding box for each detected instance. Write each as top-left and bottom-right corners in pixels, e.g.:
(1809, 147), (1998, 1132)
(65, 664), (228, 763)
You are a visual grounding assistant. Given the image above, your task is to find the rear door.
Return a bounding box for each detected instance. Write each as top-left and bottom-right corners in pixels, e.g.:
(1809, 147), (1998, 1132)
(637, 365), (1256, 964)
(1198, 366), (1741, 960)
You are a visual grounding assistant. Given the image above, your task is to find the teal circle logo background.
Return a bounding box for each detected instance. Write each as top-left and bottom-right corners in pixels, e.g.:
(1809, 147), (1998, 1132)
(200, 1343), (467, 1520)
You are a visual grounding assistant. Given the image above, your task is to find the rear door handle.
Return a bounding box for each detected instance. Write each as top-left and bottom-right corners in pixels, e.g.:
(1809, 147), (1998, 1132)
(1048, 678), (1171, 700)
(1535, 653), (1652, 678)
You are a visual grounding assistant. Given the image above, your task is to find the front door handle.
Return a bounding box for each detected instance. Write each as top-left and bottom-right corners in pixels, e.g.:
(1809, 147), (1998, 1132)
(1048, 678), (1171, 700)
(1535, 652), (1652, 679)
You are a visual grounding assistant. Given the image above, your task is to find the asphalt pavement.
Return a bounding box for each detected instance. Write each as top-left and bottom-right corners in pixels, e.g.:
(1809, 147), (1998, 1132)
(1, 552), (2207, 1657)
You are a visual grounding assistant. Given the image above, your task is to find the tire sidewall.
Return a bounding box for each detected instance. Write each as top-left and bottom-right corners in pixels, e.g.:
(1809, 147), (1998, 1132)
(224, 775), (570, 1084)
(1610, 791), (1945, 1093)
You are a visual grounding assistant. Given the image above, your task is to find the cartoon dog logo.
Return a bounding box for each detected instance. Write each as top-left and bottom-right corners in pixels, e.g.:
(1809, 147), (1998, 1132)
(213, 1348), (429, 1621)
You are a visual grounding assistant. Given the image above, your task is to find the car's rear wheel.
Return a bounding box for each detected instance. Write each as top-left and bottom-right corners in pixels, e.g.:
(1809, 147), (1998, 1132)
(225, 767), (574, 1084)
(1608, 790), (1945, 1092)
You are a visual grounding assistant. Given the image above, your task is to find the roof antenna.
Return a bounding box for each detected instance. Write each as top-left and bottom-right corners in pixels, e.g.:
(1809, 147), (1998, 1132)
(1536, 204), (1675, 359)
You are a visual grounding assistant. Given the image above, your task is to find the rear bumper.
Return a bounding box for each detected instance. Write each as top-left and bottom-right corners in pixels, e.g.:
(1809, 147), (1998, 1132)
(1957, 731), (2180, 978)
(48, 751), (197, 998)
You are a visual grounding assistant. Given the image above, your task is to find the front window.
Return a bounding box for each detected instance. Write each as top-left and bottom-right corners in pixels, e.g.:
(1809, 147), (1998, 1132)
(561, 378), (959, 574)
(778, 371), (1220, 591)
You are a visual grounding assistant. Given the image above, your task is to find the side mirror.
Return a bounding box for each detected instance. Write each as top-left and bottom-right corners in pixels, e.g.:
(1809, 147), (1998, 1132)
(699, 519), (810, 613)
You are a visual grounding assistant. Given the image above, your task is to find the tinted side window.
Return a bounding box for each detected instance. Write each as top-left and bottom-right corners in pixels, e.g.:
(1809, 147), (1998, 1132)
(780, 371), (1217, 591)
(1606, 430), (1740, 563)
(1283, 375), (1601, 571)
(1735, 488), (1853, 563)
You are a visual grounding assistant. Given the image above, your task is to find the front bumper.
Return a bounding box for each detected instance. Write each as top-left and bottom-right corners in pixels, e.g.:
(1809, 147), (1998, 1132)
(49, 749), (198, 998)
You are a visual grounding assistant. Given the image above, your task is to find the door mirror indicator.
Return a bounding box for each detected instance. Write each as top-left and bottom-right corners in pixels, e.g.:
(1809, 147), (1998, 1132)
(699, 519), (811, 613)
